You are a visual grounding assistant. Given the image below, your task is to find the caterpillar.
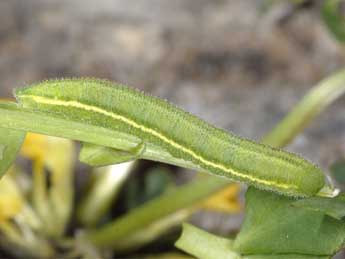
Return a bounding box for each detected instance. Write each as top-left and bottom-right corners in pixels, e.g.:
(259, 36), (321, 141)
(15, 79), (325, 197)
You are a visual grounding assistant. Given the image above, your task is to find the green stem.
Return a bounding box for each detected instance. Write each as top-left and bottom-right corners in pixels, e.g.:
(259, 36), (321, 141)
(113, 208), (193, 252)
(47, 139), (75, 237)
(86, 176), (229, 248)
(262, 68), (345, 148)
(77, 162), (135, 226)
(175, 223), (240, 259)
(31, 160), (56, 236)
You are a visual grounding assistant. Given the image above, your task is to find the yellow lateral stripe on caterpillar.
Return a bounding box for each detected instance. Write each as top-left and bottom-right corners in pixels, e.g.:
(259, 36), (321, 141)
(15, 79), (326, 197)
(22, 95), (295, 190)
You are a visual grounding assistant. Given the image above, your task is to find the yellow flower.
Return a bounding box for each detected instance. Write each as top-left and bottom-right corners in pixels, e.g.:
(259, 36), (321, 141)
(201, 184), (242, 213)
(20, 133), (48, 162)
(0, 173), (23, 222)
(20, 133), (74, 177)
(19, 133), (75, 237)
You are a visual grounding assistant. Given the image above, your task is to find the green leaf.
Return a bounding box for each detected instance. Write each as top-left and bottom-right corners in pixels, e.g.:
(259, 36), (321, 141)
(79, 142), (145, 167)
(175, 224), (330, 259)
(175, 223), (240, 259)
(292, 194), (345, 220)
(322, 0), (345, 43)
(245, 255), (329, 259)
(233, 188), (345, 256)
(0, 127), (25, 178)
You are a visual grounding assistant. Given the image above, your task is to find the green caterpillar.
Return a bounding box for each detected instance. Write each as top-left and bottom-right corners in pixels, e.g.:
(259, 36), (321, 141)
(15, 79), (325, 197)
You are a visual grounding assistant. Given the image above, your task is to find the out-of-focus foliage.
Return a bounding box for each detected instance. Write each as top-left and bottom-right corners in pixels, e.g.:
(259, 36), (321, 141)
(77, 162), (135, 227)
(262, 69), (345, 149)
(263, 0), (345, 44)
(124, 167), (175, 210)
(322, 0), (345, 43)
(330, 160), (345, 186)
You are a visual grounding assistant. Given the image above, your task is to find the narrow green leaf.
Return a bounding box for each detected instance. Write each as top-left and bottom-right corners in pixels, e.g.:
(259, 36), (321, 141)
(0, 103), (199, 171)
(79, 143), (139, 166)
(79, 142), (145, 167)
(86, 176), (229, 248)
(0, 102), (139, 149)
(114, 209), (192, 252)
(322, 0), (345, 43)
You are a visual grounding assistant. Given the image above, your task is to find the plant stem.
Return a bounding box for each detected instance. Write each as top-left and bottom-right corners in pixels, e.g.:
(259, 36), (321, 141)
(175, 223), (240, 259)
(86, 176), (229, 248)
(77, 162), (135, 226)
(262, 68), (345, 148)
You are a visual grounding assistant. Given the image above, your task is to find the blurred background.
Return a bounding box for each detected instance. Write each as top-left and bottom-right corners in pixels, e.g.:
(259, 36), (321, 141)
(1, 0), (345, 258)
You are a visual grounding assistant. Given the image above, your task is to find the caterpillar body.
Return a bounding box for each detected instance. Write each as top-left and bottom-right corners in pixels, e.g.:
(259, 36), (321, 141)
(15, 79), (325, 197)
